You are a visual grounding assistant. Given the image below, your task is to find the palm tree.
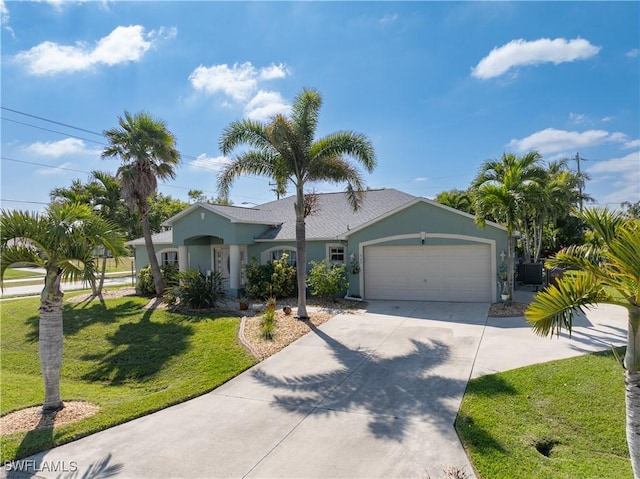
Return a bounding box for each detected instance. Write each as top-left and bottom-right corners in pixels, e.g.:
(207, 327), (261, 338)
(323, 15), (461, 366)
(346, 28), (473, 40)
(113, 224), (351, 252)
(434, 188), (475, 214)
(91, 171), (125, 295)
(102, 111), (180, 297)
(218, 88), (376, 318)
(0, 203), (126, 412)
(472, 151), (546, 302)
(525, 208), (640, 477)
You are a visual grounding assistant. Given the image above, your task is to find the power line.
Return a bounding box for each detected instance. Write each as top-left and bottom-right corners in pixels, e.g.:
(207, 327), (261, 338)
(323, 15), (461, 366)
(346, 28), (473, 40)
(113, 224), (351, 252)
(1, 117), (109, 146)
(0, 199), (50, 205)
(1, 106), (104, 137)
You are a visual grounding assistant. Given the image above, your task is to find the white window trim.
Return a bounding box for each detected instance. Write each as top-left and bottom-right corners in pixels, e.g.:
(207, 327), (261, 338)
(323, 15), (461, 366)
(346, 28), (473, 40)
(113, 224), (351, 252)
(157, 248), (179, 266)
(326, 243), (346, 264)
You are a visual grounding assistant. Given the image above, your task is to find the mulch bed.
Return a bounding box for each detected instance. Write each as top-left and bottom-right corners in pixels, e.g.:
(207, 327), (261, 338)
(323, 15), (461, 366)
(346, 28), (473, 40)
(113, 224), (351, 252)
(488, 301), (529, 317)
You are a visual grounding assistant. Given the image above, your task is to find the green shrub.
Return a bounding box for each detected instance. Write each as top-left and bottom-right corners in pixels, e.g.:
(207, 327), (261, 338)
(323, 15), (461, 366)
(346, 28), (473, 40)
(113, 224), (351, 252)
(261, 308), (276, 340)
(307, 261), (348, 298)
(244, 254), (296, 299)
(164, 269), (226, 310)
(136, 264), (179, 296)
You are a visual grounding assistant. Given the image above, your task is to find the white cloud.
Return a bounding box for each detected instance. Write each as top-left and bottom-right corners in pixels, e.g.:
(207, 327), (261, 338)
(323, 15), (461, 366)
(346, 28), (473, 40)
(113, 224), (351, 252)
(626, 48), (639, 58)
(624, 139), (640, 149)
(189, 62), (290, 102)
(189, 154), (230, 172)
(259, 63), (289, 80)
(413, 177), (428, 182)
(380, 13), (399, 26)
(569, 112), (586, 124)
(472, 37), (600, 79)
(507, 128), (627, 155)
(245, 90), (291, 121)
(36, 162), (73, 176)
(601, 116), (614, 122)
(587, 151), (640, 204)
(1, 0), (8, 24)
(25, 138), (97, 158)
(13, 24), (173, 75)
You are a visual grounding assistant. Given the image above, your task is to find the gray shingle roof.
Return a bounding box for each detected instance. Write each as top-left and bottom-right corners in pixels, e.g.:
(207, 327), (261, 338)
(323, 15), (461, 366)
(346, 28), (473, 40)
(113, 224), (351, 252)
(125, 229), (173, 246)
(254, 189), (417, 241)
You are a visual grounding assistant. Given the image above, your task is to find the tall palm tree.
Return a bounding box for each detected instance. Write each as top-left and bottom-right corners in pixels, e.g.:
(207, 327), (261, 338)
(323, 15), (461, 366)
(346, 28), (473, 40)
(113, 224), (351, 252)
(0, 203), (126, 412)
(472, 151), (546, 302)
(102, 111), (180, 297)
(218, 88), (376, 318)
(525, 208), (640, 478)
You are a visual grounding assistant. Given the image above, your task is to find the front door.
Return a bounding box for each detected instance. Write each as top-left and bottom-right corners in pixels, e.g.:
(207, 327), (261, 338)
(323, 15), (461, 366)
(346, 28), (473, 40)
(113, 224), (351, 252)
(213, 247), (230, 283)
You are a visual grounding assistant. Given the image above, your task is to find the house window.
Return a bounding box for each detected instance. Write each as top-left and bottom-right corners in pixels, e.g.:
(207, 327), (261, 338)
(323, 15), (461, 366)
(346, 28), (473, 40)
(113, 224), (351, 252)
(161, 250), (179, 266)
(327, 245), (345, 263)
(270, 249), (297, 265)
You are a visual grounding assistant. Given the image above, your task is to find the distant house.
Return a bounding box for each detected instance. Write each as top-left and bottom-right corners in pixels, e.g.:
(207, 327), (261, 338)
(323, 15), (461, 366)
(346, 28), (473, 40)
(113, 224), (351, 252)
(126, 189), (508, 301)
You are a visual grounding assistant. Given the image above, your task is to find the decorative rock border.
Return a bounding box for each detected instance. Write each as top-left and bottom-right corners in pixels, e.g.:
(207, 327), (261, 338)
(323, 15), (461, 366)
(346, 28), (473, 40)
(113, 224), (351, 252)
(238, 315), (261, 359)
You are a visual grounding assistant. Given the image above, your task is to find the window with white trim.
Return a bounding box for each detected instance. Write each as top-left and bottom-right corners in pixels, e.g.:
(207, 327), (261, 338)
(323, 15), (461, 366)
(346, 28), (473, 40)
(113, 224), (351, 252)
(160, 250), (179, 266)
(327, 245), (345, 263)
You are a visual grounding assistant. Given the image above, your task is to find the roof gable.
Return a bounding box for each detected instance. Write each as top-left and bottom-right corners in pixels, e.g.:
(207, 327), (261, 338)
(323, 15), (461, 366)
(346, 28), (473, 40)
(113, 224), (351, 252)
(342, 197), (507, 237)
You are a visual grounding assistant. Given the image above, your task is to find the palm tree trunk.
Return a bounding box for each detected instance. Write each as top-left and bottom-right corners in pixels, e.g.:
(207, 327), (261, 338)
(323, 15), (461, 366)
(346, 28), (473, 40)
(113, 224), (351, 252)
(522, 220), (532, 263)
(507, 232), (514, 304)
(39, 268), (65, 412)
(295, 185), (308, 319)
(96, 253), (108, 296)
(626, 307), (640, 478)
(141, 211), (165, 297)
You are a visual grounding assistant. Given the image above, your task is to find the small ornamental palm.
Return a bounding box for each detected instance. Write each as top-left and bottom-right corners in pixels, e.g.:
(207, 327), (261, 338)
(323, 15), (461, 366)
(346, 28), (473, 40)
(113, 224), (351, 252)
(525, 208), (640, 477)
(0, 203), (127, 412)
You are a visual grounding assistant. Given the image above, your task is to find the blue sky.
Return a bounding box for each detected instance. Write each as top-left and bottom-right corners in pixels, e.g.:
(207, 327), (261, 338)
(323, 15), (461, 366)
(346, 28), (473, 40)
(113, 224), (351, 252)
(1, 1), (638, 212)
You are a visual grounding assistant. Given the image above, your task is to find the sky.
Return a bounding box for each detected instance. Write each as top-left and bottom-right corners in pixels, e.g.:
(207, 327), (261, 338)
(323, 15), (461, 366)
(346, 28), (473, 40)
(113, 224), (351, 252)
(1, 1), (638, 213)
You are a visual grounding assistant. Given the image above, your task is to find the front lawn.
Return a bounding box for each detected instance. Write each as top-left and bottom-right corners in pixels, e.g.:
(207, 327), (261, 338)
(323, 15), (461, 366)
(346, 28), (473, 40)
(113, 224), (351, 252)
(0, 294), (256, 462)
(2, 268), (44, 280)
(456, 349), (632, 478)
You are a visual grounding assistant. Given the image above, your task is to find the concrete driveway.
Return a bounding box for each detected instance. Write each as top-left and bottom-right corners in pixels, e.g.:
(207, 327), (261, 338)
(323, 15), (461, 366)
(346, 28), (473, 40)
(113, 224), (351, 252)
(5, 298), (627, 479)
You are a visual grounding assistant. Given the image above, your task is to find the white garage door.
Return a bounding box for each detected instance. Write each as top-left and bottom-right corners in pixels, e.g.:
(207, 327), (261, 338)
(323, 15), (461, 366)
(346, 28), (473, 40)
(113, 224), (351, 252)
(364, 244), (492, 302)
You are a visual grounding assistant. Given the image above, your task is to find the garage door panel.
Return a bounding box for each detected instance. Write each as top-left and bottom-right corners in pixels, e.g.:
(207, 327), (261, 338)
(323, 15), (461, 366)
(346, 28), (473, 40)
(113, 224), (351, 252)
(364, 245), (491, 302)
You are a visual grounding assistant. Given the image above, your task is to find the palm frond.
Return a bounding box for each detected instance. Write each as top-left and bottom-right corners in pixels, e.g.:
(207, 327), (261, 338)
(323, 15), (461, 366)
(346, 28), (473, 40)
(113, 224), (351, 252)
(291, 88), (322, 150)
(310, 131), (377, 172)
(219, 119), (273, 155)
(217, 151), (278, 197)
(526, 272), (608, 336)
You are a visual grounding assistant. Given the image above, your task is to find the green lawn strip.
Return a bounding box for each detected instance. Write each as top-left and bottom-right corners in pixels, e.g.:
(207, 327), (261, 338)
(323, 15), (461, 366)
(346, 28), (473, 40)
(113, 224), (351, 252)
(2, 272), (134, 290)
(456, 350), (631, 479)
(2, 269), (45, 280)
(102, 257), (134, 273)
(0, 295), (256, 462)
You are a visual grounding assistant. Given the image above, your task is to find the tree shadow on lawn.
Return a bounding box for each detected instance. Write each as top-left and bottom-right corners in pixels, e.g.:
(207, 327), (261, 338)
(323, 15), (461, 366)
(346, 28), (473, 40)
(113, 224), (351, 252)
(25, 300), (146, 343)
(252, 321), (509, 443)
(80, 308), (194, 385)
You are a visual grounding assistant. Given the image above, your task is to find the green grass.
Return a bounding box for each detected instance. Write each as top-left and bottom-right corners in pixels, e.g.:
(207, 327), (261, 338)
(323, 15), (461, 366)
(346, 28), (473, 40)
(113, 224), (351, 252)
(2, 269), (45, 280)
(0, 294), (256, 462)
(456, 349), (631, 478)
(103, 257), (135, 274)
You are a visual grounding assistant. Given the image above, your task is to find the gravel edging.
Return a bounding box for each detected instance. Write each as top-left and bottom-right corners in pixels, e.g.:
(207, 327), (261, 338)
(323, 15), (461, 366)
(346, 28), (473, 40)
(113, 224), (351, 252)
(239, 315), (261, 359)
